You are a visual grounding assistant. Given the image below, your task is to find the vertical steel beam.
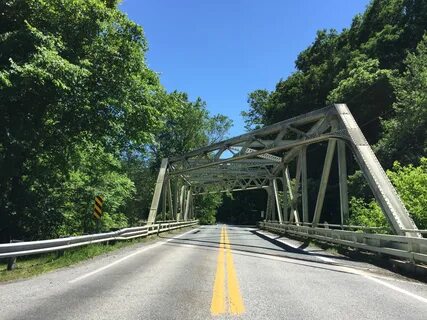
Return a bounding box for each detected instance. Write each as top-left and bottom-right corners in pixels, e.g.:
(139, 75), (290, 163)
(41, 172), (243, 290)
(183, 188), (191, 221)
(168, 179), (174, 220)
(173, 181), (179, 220)
(147, 158), (168, 224)
(190, 192), (194, 219)
(337, 140), (349, 225)
(293, 153), (302, 219)
(282, 168), (289, 222)
(272, 178), (283, 224)
(285, 166), (300, 224)
(334, 104), (420, 237)
(162, 182), (167, 220)
(312, 139), (336, 226)
(269, 185), (277, 221)
(301, 147), (309, 223)
(178, 185), (186, 221)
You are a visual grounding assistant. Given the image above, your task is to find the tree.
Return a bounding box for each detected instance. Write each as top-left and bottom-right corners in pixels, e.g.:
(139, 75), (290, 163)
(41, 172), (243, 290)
(149, 91), (232, 162)
(0, 0), (164, 240)
(146, 92), (232, 224)
(377, 34), (427, 165)
(349, 158), (427, 230)
(241, 89), (271, 130)
(243, 0), (427, 143)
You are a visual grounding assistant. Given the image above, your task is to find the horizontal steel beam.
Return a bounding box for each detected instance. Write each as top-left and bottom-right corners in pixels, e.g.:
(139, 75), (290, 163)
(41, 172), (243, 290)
(170, 106), (332, 162)
(170, 133), (344, 176)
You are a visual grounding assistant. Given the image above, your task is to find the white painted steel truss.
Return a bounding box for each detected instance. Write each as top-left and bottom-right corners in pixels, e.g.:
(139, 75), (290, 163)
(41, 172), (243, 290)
(147, 104), (421, 238)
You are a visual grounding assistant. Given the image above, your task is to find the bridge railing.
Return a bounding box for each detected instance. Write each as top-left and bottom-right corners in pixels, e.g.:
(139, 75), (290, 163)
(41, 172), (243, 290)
(259, 221), (427, 265)
(0, 220), (198, 261)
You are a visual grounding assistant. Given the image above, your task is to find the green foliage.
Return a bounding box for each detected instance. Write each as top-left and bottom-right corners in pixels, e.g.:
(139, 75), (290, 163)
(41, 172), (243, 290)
(387, 158), (427, 229)
(57, 143), (134, 236)
(2, 0), (425, 239)
(377, 34), (427, 165)
(327, 54), (394, 107)
(145, 92), (231, 223)
(0, 0), (161, 240)
(217, 190), (266, 225)
(150, 91), (232, 162)
(349, 158), (427, 230)
(0, 0), (230, 241)
(0, 242), (133, 282)
(348, 197), (388, 229)
(244, 0), (426, 143)
(196, 193), (222, 225)
(241, 89), (271, 130)
(0, 227), (177, 282)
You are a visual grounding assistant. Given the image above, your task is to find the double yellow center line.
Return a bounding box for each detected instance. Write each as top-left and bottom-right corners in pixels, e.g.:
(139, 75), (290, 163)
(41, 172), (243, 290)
(211, 225), (245, 316)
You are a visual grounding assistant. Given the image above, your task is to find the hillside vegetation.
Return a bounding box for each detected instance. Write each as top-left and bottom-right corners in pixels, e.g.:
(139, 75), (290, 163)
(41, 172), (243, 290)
(241, 0), (427, 229)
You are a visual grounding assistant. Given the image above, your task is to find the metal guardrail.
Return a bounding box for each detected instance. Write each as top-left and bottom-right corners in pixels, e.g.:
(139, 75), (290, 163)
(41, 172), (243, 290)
(259, 221), (427, 264)
(267, 221), (427, 234)
(0, 220), (198, 260)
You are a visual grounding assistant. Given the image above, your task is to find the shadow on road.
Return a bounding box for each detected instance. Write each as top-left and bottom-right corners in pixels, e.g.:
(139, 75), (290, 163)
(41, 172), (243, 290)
(159, 227), (360, 276)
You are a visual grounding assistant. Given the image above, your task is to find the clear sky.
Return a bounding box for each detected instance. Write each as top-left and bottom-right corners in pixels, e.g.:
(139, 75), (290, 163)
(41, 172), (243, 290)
(120, 0), (371, 137)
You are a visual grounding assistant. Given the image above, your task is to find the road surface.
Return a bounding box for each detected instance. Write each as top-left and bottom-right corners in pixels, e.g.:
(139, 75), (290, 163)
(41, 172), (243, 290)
(1, 225), (426, 319)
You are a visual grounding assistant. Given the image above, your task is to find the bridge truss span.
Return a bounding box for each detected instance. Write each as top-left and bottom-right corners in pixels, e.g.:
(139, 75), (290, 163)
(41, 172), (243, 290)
(147, 104), (421, 238)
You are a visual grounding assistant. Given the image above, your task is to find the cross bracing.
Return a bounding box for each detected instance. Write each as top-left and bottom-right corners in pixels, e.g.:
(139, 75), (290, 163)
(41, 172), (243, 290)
(147, 104), (421, 238)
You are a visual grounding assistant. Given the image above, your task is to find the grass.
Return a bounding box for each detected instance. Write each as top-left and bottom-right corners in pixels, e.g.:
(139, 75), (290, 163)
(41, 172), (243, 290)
(0, 227), (194, 283)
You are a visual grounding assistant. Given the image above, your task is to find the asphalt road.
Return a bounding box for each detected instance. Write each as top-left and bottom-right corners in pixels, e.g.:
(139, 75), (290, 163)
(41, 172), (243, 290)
(1, 225), (427, 320)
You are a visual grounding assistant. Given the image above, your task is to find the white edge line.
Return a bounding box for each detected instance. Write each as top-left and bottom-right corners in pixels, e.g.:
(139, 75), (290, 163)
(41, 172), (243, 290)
(69, 227), (198, 284)
(362, 273), (427, 304)
(258, 231), (427, 302)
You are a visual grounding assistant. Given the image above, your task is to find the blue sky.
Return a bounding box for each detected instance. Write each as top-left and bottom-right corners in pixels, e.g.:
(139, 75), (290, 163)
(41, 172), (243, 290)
(120, 0), (371, 137)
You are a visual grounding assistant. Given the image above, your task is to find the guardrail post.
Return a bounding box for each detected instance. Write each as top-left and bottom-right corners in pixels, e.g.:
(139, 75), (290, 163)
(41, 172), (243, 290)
(6, 239), (23, 270)
(7, 256), (17, 271)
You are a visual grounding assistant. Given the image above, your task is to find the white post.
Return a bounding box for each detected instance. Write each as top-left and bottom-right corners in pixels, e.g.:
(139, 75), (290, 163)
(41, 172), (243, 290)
(273, 178), (283, 224)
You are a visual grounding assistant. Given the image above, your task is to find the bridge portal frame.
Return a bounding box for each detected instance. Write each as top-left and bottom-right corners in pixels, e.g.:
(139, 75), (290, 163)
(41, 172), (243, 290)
(147, 104), (420, 238)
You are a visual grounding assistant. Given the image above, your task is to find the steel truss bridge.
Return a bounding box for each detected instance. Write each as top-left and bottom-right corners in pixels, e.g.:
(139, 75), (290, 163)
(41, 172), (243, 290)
(148, 104), (423, 244)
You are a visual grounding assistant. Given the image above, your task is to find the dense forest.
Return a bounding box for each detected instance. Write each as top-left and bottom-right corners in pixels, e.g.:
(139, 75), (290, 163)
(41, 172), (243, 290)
(0, 0), (426, 242)
(0, 0), (230, 242)
(238, 0), (427, 230)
